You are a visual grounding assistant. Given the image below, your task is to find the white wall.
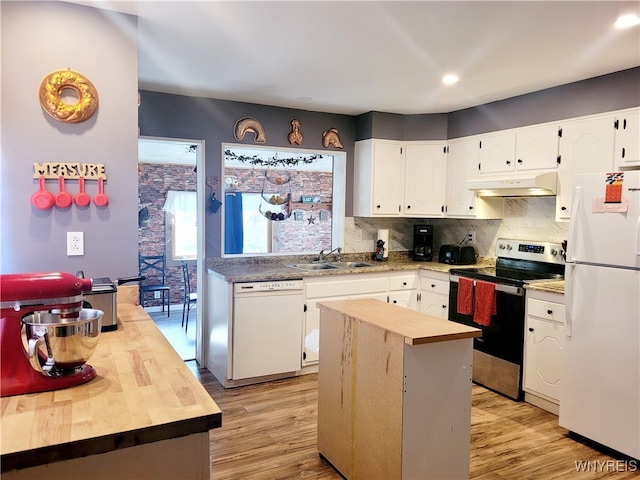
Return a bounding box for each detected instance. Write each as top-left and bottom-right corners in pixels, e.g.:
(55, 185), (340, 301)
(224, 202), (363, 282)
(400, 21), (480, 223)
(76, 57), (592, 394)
(1, 1), (139, 278)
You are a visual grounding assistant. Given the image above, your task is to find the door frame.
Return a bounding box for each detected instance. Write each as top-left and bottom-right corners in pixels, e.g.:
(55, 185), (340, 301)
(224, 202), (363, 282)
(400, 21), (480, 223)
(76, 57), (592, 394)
(138, 136), (206, 366)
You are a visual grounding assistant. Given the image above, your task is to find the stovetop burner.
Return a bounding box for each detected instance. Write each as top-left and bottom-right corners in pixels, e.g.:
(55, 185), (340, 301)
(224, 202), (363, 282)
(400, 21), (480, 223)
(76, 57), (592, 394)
(450, 238), (565, 286)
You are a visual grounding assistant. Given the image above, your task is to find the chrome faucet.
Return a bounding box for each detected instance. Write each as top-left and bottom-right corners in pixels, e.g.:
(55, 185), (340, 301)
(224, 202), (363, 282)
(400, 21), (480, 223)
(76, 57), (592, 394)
(317, 247), (342, 262)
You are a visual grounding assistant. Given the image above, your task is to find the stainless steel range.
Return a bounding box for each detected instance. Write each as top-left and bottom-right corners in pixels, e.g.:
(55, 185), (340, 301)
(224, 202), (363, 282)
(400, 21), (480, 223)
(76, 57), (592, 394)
(448, 238), (565, 400)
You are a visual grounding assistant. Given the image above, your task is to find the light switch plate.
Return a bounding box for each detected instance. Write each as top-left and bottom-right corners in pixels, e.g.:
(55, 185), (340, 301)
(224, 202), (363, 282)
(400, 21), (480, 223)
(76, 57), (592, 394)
(67, 232), (84, 256)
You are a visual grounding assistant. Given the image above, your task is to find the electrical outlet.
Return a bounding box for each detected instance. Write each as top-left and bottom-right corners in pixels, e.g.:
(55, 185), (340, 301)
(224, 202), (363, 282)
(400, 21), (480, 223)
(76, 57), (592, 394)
(67, 232), (84, 256)
(154, 291), (161, 299)
(467, 230), (476, 245)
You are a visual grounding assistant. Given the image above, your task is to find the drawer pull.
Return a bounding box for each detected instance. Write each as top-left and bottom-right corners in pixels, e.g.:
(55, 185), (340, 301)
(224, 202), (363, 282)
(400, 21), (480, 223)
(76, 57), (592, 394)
(431, 284), (436, 288)
(402, 282), (407, 286)
(529, 327), (534, 332)
(547, 309), (553, 315)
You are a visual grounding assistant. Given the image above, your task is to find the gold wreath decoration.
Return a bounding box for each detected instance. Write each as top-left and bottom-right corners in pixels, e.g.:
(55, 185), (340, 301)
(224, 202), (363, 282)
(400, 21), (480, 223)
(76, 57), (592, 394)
(39, 69), (99, 124)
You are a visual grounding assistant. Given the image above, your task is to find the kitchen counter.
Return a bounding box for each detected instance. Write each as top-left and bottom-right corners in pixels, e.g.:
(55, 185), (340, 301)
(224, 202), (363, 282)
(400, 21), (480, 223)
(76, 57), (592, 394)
(1, 292), (222, 478)
(207, 252), (495, 283)
(320, 298), (482, 345)
(526, 280), (565, 294)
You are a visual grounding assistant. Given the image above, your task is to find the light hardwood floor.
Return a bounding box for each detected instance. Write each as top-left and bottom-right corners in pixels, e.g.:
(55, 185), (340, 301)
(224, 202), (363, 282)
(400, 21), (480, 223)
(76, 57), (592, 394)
(186, 363), (638, 479)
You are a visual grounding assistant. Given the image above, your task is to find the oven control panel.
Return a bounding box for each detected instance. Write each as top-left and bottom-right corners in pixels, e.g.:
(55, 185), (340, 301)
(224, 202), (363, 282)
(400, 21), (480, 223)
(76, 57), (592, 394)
(496, 239), (564, 264)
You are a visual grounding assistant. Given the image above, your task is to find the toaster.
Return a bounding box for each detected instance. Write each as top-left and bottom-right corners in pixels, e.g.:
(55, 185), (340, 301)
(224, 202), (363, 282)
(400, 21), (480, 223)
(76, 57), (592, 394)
(438, 244), (477, 265)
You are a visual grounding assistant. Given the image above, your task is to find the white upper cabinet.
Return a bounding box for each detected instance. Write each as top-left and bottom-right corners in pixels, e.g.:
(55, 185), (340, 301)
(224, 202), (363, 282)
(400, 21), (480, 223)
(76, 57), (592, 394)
(354, 139), (445, 217)
(354, 139), (404, 216)
(555, 114), (616, 221)
(445, 137), (479, 216)
(403, 142), (446, 216)
(477, 124), (559, 175)
(478, 131), (517, 174)
(614, 108), (640, 168)
(444, 137), (504, 219)
(514, 124), (561, 171)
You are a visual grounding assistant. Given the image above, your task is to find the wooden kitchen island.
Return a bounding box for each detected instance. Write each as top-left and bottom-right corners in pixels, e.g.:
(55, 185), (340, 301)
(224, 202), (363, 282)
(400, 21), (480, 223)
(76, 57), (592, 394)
(317, 299), (481, 480)
(1, 292), (221, 479)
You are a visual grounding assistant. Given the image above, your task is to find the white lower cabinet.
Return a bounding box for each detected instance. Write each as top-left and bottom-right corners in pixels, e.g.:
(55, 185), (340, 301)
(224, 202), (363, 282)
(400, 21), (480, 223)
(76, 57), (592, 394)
(303, 274), (388, 366)
(523, 290), (565, 414)
(303, 272), (422, 365)
(388, 272), (419, 310)
(418, 270), (450, 319)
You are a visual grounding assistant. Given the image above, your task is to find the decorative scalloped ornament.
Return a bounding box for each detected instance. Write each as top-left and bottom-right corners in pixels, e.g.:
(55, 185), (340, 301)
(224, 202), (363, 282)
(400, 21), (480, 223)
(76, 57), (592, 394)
(322, 128), (343, 149)
(234, 117), (266, 143)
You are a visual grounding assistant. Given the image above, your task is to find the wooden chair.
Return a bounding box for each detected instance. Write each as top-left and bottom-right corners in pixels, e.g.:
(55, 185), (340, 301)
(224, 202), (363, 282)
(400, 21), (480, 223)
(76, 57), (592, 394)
(181, 261), (197, 332)
(139, 254), (170, 316)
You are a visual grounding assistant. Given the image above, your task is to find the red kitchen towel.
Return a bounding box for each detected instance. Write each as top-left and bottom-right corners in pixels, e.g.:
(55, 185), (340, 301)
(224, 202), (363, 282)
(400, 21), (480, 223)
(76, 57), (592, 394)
(473, 280), (497, 327)
(457, 277), (473, 315)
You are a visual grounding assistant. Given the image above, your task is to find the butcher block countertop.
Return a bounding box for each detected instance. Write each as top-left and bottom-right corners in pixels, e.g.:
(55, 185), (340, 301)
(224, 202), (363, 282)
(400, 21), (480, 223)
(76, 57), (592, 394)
(319, 298), (482, 345)
(0, 294), (221, 473)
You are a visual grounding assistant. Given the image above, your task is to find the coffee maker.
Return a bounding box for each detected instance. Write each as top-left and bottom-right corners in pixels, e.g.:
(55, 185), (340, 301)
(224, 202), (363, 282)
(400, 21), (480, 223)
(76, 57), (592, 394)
(413, 225), (434, 261)
(0, 272), (102, 397)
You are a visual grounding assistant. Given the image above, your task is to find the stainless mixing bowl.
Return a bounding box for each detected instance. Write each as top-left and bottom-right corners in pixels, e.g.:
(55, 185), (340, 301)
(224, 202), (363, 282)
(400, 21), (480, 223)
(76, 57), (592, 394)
(21, 308), (103, 374)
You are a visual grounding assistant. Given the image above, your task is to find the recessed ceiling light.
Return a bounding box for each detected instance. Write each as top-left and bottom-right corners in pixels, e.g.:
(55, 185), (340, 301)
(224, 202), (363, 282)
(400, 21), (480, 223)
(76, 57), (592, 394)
(442, 74), (459, 85)
(615, 13), (640, 29)
(297, 96), (312, 102)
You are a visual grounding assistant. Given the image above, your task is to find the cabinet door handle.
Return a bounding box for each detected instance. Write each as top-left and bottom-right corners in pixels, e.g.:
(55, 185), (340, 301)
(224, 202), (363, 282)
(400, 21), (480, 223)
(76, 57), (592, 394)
(402, 282), (407, 286)
(431, 284), (436, 288)
(561, 206), (567, 211)
(442, 305), (446, 309)
(506, 160), (511, 165)
(547, 309), (553, 315)
(376, 204), (381, 209)
(393, 300), (398, 304)
(517, 159), (523, 164)
(528, 327), (534, 332)
(407, 205), (411, 209)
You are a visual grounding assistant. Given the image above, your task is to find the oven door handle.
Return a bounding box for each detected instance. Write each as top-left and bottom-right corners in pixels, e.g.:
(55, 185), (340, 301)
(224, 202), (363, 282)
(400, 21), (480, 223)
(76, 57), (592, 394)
(449, 275), (524, 296)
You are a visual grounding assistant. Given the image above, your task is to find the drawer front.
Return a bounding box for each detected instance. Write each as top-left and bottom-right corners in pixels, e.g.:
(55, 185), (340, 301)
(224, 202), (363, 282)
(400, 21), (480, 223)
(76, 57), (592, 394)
(388, 273), (418, 291)
(420, 275), (449, 296)
(527, 298), (565, 323)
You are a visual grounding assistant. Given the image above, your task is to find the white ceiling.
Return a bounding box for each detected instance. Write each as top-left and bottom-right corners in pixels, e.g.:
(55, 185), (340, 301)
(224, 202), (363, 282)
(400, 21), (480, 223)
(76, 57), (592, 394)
(67, 1), (639, 116)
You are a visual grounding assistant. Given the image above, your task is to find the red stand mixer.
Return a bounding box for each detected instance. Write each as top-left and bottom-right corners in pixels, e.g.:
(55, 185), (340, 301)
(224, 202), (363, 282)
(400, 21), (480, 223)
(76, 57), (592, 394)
(0, 272), (102, 397)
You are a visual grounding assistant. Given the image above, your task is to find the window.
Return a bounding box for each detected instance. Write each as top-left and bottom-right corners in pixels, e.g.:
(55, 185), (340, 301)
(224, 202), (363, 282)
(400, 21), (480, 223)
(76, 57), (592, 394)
(222, 144), (345, 256)
(164, 190), (197, 260)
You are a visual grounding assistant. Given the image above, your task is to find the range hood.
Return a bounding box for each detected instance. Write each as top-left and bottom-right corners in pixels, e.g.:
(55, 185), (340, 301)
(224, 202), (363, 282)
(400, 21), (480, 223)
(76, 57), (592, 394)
(467, 171), (557, 197)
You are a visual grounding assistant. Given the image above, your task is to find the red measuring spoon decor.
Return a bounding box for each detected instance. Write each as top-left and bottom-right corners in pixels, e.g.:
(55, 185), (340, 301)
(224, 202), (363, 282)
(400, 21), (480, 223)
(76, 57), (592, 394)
(54, 176), (73, 208)
(74, 176), (91, 207)
(30, 176), (55, 210)
(93, 177), (109, 207)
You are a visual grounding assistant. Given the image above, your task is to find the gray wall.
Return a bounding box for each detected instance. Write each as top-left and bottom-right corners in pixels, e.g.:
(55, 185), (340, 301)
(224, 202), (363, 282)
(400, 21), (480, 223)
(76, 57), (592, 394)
(356, 111), (448, 141)
(0, 2), (139, 278)
(448, 67), (640, 138)
(138, 92), (357, 257)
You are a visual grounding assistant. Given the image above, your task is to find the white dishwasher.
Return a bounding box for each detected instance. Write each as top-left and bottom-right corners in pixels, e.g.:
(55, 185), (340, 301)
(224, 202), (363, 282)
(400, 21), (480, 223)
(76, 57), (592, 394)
(232, 280), (304, 380)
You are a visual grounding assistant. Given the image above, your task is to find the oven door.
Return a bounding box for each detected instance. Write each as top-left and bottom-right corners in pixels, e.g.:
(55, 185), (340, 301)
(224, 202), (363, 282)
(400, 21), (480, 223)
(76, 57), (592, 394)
(448, 275), (525, 366)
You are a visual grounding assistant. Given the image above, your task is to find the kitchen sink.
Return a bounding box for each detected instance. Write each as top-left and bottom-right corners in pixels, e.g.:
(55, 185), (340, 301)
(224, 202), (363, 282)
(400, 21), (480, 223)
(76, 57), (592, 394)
(329, 262), (375, 268)
(285, 261), (375, 271)
(286, 263), (340, 271)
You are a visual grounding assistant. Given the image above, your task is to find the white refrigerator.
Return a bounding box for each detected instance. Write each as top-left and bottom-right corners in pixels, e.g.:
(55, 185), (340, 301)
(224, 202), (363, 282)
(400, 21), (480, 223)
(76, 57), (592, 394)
(561, 170), (640, 460)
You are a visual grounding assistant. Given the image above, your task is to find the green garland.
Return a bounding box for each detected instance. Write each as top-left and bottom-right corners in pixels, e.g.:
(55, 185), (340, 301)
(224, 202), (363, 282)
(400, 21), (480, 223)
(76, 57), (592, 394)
(224, 149), (323, 167)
